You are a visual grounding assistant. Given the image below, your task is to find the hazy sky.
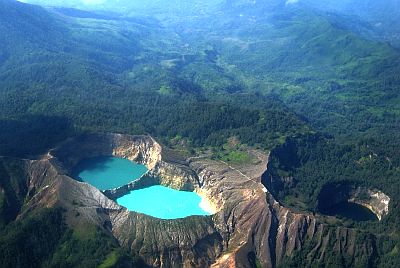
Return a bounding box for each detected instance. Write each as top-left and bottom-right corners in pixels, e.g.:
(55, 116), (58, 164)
(18, 0), (107, 5)
(81, 0), (106, 5)
(286, 0), (299, 5)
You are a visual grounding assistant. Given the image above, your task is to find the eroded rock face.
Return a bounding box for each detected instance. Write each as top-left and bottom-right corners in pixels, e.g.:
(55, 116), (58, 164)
(188, 156), (378, 267)
(10, 134), (386, 267)
(50, 133), (161, 172)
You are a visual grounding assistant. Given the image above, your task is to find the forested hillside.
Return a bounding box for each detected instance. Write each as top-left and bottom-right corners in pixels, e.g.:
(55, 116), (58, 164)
(1, 0), (400, 267)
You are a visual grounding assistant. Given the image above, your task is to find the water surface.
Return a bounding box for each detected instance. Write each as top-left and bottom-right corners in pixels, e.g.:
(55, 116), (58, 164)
(73, 156), (148, 190)
(323, 201), (378, 221)
(117, 185), (211, 219)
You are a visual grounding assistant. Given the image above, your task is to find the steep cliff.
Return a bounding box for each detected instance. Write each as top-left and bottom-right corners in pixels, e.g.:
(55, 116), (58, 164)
(1, 133), (384, 267)
(188, 156), (377, 267)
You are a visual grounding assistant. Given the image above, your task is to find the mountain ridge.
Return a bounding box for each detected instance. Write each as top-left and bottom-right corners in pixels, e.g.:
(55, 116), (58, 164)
(1, 0), (400, 266)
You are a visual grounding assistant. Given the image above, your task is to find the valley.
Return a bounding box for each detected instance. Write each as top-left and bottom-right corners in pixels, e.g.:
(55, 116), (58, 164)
(0, 0), (400, 267)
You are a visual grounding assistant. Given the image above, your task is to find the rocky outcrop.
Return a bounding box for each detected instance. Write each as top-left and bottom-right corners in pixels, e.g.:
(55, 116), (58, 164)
(187, 156), (378, 267)
(7, 133), (385, 267)
(51, 133), (160, 172)
(349, 188), (390, 221)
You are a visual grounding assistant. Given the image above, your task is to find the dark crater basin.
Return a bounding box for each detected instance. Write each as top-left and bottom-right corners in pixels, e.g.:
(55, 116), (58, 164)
(321, 201), (378, 221)
(318, 182), (378, 222)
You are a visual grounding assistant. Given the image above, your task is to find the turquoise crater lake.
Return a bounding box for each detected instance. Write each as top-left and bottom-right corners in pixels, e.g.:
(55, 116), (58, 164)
(117, 186), (211, 219)
(74, 156), (211, 219)
(73, 156), (148, 191)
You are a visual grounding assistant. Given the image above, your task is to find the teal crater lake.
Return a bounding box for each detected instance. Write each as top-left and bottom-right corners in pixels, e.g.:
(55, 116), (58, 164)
(73, 156), (212, 219)
(116, 186), (211, 219)
(73, 156), (148, 191)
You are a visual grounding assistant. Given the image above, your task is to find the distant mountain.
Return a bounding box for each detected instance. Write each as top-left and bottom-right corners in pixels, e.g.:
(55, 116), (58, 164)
(1, 0), (400, 267)
(4, 0), (400, 139)
(0, 0), (143, 94)
(167, 0), (400, 139)
(302, 0), (400, 46)
(0, 0), (65, 47)
(21, 0), (224, 16)
(303, 0), (400, 16)
(21, 0), (400, 47)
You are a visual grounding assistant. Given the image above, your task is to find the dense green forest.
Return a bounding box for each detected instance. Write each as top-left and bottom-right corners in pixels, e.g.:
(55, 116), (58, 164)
(266, 134), (400, 266)
(0, 207), (137, 268)
(0, 0), (400, 267)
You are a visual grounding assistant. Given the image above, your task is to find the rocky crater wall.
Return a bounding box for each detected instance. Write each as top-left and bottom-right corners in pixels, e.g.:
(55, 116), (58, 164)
(12, 133), (385, 267)
(50, 133), (200, 196)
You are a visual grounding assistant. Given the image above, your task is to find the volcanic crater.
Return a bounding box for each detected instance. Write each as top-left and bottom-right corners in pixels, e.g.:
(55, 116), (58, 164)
(19, 133), (390, 267)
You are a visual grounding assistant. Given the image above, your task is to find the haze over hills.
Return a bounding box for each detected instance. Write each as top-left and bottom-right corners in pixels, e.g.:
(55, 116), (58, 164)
(303, 0), (400, 21)
(11, 0), (400, 139)
(302, 0), (400, 46)
(1, 0), (400, 267)
(20, 0), (225, 16)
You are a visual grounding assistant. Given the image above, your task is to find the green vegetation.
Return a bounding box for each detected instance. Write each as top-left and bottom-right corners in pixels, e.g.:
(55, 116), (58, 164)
(0, 208), (67, 268)
(268, 134), (400, 226)
(0, 116), (75, 158)
(211, 138), (255, 165)
(47, 225), (126, 268)
(0, 158), (137, 268)
(0, 158), (29, 227)
(0, 205), (134, 268)
(219, 150), (251, 164)
(266, 133), (400, 266)
(1, 0), (400, 266)
(98, 251), (121, 268)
